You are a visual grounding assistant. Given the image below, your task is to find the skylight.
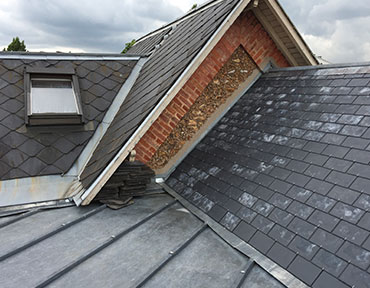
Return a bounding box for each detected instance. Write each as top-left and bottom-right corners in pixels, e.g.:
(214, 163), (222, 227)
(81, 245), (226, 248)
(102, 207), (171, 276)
(25, 68), (84, 125)
(30, 78), (80, 114)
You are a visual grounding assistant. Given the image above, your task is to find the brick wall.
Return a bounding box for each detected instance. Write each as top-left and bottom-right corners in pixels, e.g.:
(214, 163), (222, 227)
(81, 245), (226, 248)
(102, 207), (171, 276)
(134, 10), (290, 165)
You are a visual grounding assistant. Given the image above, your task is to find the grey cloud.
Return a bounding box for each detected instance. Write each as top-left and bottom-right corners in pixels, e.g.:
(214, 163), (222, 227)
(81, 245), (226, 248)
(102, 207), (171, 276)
(280, 0), (370, 63)
(0, 0), (184, 52)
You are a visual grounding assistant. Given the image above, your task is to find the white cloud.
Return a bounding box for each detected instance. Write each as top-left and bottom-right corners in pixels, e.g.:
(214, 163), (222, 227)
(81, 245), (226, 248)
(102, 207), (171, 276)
(0, 0), (207, 53)
(280, 0), (370, 63)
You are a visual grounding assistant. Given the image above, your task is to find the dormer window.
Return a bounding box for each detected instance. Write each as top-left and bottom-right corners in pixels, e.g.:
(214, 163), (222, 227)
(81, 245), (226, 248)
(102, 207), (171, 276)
(25, 67), (84, 125)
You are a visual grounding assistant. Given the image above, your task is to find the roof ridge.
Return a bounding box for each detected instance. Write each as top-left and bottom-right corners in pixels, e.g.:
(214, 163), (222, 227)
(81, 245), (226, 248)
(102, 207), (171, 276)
(135, 0), (232, 44)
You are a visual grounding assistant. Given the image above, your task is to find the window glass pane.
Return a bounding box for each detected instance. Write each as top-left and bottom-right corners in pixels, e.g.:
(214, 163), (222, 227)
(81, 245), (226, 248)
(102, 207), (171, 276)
(31, 79), (78, 114)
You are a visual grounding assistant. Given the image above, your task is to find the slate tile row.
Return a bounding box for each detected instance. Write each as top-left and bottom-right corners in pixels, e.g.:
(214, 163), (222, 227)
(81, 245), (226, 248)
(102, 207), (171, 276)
(167, 65), (370, 288)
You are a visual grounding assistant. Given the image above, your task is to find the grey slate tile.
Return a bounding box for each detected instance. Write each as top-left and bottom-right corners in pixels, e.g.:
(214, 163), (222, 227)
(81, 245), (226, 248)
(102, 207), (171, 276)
(267, 242), (296, 268)
(330, 202), (364, 223)
(340, 264), (370, 288)
(358, 213), (370, 231)
(252, 200), (274, 217)
(313, 249), (347, 277)
(236, 206), (257, 223)
(305, 178), (333, 195)
(308, 210), (340, 232)
(304, 165), (331, 180)
(324, 158), (353, 173)
(313, 272), (349, 288)
(337, 241), (370, 270)
(350, 177), (370, 194)
(286, 172), (311, 187)
(238, 192), (258, 208)
(268, 225), (295, 246)
(287, 201), (314, 220)
(289, 235), (319, 260)
(334, 220), (369, 245)
(220, 212), (241, 231)
(251, 215), (275, 233)
(287, 186), (312, 202)
(328, 186), (360, 205)
(249, 231), (274, 254)
(288, 256), (321, 286)
(288, 217), (316, 239)
(325, 171), (356, 187)
(208, 205), (227, 222)
(268, 207), (294, 227)
(307, 193), (336, 212)
(268, 193), (292, 209)
(354, 194), (370, 210)
(234, 221), (257, 242)
(311, 228), (344, 253)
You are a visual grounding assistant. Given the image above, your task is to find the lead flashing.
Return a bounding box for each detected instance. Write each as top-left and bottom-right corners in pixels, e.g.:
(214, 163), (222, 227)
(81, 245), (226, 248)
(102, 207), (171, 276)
(0, 53), (140, 61)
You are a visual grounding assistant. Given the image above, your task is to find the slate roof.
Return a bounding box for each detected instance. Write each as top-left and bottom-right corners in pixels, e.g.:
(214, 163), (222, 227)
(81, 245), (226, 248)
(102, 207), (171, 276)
(167, 63), (370, 288)
(125, 27), (172, 56)
(0, 55), (137, 180)
(0, 190), (284, 288)
(79, 0), (239, 187)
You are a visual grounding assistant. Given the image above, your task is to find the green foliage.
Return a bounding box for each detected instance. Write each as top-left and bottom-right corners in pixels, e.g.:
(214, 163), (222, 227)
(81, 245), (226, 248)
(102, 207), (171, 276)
(191, 4), (198, 10)
(3, 37), (27, 52)
(121, 39), (136, 54)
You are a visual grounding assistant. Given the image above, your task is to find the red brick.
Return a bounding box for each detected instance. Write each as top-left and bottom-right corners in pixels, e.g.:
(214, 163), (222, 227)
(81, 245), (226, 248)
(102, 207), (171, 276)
(133, 11), (290, 163)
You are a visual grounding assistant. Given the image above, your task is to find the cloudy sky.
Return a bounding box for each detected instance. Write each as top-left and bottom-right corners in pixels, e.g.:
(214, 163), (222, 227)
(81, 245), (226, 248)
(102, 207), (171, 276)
(0, 0), (369, 64)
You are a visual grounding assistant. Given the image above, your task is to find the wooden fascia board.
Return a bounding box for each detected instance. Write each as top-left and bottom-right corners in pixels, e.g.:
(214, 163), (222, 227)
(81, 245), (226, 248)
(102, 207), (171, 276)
(263, 0), (318, 65)
(253, 8), (298, 66)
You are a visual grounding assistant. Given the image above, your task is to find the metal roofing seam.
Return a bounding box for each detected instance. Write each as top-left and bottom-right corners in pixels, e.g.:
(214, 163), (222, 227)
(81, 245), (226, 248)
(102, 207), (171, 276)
(0, 205), (106, 262)
(34, 200), (177, 287)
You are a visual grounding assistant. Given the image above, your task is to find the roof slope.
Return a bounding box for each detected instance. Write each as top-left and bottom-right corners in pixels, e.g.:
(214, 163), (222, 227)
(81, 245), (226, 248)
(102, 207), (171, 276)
(0, 191), (284, 288)
(0, 55), (136, 180)
(79, 0), (240, 187)
(167, 64), (370, 288)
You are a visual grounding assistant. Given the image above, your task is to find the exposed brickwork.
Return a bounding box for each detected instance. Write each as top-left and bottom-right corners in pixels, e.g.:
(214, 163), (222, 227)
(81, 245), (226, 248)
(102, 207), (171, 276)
(134, 10), (290, 166)
(148, 46), (256, 169)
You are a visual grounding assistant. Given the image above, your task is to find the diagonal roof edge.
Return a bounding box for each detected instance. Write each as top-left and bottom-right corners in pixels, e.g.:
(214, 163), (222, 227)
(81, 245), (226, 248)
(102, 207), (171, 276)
(161, 182), (309, 288)
(254, 0), (318, 66)
(75, 0), (252, 206)
(134, 0), (225, 45)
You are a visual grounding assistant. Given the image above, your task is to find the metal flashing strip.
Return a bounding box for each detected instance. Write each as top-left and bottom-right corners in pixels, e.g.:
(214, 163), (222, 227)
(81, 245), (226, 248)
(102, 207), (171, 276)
(66, 57), (148, 177)
(78, 0), (253, 206)
(0, 174), (77, 209)
(161, 183), (309, 288)
(133, 224), (208, 288)
(233, 259), (255, 288)
(270, 61), (370, 72)
(0, 54), (140, 61)
(0, 205), (106, 263)
(35, 200), (177, 288)
(0, 210), (39, 229)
